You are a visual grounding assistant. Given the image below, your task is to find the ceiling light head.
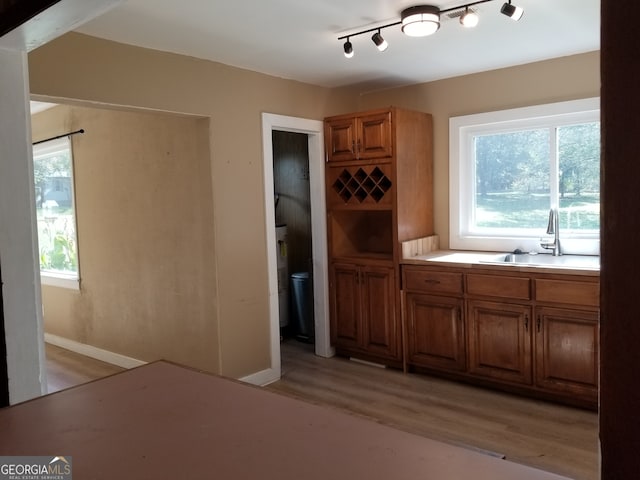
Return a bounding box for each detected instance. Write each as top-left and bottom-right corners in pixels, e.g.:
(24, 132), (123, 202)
(501, 1), (524, 21)
(343, 39), (354, 58)
(401, 5), (440, 37)
(371, 31), (388, 51)
(460, 7), (479, 28)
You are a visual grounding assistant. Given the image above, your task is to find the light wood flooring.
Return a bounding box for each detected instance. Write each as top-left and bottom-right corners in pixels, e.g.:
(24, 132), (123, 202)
(45, 341), (598, 480)
(268, 340), (599, 480)
(45, 343), (124, 393)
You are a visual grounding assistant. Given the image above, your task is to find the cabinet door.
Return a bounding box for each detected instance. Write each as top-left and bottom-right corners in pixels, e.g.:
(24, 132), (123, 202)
(325, 118), (357, 162)
(357, 111), (392, 160)
(535, 307), (599, 400)
(405, 293), (465, 372)
(468, 300), (532, 385)
(330, 263), (361, 350)
(361, 265), (398, 359)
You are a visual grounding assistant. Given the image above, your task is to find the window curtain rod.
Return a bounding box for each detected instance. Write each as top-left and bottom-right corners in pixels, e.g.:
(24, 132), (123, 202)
(33, 128), (84, 146)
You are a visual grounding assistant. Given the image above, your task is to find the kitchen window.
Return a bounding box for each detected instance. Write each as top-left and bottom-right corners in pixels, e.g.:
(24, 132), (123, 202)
(449, 98), (600, 255)
(32, 136), (80, 289)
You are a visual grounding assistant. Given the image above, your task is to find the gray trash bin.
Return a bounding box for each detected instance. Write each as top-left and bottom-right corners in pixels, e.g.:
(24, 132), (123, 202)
(290, 272), (313, 343)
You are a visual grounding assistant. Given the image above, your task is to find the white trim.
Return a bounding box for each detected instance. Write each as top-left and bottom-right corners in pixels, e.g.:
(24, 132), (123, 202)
(44, 333), (146, 369)
(260, 112), (334, 383)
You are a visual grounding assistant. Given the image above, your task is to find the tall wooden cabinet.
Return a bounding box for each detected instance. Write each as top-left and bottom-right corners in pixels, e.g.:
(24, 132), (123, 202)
(325, 107), (433, 365)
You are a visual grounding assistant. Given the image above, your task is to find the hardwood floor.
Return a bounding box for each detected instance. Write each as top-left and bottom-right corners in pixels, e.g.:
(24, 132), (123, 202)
(45, 341), (598, 480)
(268, 340), (599, 480)
(45, 343), (124, 393)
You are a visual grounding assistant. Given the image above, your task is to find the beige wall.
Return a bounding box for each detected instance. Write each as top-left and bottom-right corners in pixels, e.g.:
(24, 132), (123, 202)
(357, 51), (600, 248)
(28, 32), (358, 378)
(32, 104), (219, 372)
(27, 32), (599, 379)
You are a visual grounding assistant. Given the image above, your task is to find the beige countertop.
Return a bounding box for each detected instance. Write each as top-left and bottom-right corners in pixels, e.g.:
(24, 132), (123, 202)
(401, 250), (600, 277)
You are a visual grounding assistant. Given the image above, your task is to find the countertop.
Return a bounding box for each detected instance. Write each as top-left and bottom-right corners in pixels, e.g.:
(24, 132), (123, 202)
(401, 250), (600, 277)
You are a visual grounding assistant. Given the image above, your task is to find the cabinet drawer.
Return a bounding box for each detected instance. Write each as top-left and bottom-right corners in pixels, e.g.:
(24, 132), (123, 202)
(535, 279), (599, 307)
(466, 274), (531, 300)
(403, 268), (463, 295)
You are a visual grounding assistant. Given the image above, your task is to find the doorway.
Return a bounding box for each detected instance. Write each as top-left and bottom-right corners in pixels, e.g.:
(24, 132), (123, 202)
(272, 130), (314, 344)
(261, 113), (332, 382)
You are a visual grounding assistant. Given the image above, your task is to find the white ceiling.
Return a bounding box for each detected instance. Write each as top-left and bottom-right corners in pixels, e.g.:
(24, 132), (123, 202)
(74, 0), (600, 91)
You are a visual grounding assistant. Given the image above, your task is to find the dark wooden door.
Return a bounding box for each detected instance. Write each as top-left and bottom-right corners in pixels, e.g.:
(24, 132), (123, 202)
(0, 262), (8, 407)
(406, 293), (466, 372)
(468, 300), (532, 385)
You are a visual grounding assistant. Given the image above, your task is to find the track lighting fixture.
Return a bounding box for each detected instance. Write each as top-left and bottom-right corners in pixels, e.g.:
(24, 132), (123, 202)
(371, 30), (388, 51)
(343, 39), (354, 58)
(337, 0), (525, 58)
(500, 0), (524, 21)
(460, 6), (479, 27)
(401, 5), (440, 37)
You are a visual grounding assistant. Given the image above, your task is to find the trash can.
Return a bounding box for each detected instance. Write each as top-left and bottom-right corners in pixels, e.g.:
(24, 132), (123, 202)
(290, 272), (314, 343)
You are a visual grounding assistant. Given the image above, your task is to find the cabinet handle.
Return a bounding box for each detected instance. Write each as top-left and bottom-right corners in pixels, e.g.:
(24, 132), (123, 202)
(424, 279), (441, 285)
(524, 314), (529, 332)
(351, 140), (356, 154)
(356, 139), (361, 158)
(537, 315), (541, 333)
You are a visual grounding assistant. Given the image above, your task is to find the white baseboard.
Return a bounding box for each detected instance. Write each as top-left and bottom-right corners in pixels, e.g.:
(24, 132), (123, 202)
(44, 333), (146, 369)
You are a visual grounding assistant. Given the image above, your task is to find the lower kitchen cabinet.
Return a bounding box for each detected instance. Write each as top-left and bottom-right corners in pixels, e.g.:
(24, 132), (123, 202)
(467, 300), (533, 385)
(401, 264), (599, 409)
(405, 293), (465, 372)
(535, 306), (599, 400)
(330, 262), (398, 362)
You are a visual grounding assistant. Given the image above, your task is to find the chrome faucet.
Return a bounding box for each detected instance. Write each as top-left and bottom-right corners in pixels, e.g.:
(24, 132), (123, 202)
(541, 208), (561, 256)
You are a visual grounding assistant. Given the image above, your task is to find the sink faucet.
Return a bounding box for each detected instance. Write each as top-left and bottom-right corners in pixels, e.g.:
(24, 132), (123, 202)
(541, 208), (561, 256)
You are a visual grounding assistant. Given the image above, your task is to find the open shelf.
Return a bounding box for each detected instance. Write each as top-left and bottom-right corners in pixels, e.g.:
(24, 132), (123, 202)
(329, 210), (393, 259)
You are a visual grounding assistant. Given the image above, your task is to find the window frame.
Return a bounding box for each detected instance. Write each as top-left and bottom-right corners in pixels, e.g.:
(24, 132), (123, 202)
(449, 97), (600, 256)
(32, 136), (80, 290)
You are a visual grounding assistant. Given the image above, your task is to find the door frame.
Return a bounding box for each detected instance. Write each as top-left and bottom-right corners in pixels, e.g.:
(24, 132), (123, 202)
(261, 113), (333, 381)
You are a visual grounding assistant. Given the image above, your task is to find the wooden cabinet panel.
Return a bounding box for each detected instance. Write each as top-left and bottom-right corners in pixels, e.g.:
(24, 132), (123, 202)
(403, 267), (463, 295)
(468, 300), (532, 385)
(406, 294), (465, 372)
(330, 263), (360, 349)
(358, 111), (392, 160)
(361, 265), (397, 358)
(535, 307), (599, 399)
(535, 279), (599, 307)
(325, 118), (356, 162)
(467, 274), (531, 300)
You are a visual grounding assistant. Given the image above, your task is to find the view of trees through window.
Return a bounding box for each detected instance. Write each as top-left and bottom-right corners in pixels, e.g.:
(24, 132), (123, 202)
(33, 138), (78, 276)
(474, 122), (600, 232)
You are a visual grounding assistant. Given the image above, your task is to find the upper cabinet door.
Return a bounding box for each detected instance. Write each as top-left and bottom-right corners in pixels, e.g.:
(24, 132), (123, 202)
(325, 118), (357, 162)
(325, 111), (392, 162)
(357, 111), (392, 160)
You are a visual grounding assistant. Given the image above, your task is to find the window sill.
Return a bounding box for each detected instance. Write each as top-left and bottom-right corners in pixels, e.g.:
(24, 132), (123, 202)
(41, 272), (80, 290)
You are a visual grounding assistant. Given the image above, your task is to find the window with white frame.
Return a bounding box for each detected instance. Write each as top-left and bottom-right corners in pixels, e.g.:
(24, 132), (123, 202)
(32, 136), (80, 288)
(449, 98), (600, 255)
